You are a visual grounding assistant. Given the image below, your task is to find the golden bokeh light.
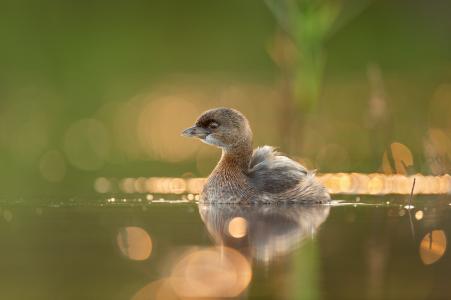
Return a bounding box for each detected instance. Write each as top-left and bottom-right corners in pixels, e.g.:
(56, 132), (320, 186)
(137, 96), (200, 162)
(94, 83), (282, 166)
(144, 177), (188, 194)
(439, 175), (451, 194)
(117, 226), (152, 261)
(168, 178), (186, 194)
(94, 177), (112, 194)
(95, 174), (450, 195)
(351, 173), (370, 194)
(337, 173), (352, 193)
(415, 210), (424, 220)
(186, 178), (207, 194)
(419, 230), (447, 265)
(381, 175), (394, 194)
(425, 176), (440, 194)
(320, 173), (340, 194)
(391, 175), (411, 194)
(368, 174), (385, 195)
(170, 247), (252, 298)
(133, 177), (147, 194)
(382, 142), (413, 175)
(228, 217), (248, 238)
(39, 150), (66, 182)
(119, 178), (135, 194)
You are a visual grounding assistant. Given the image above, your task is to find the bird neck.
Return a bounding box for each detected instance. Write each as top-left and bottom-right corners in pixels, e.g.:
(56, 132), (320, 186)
(218, 137), (253, 172)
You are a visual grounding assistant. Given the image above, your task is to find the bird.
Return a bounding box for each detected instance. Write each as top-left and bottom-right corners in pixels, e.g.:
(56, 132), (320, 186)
(198, 203), (330, 263)
(182, 107), (330, 204)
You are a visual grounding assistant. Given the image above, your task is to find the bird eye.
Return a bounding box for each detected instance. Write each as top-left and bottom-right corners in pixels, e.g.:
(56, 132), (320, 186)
(208, 122), (219, 129)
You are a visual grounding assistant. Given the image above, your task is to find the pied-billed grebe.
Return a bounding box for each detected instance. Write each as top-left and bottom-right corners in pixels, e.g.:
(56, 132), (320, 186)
(199, 203), (330, 262)
(182, 107), (330, 204)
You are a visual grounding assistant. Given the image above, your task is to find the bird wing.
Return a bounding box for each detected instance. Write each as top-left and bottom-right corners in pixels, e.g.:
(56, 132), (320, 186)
(248, 146), (309, 194)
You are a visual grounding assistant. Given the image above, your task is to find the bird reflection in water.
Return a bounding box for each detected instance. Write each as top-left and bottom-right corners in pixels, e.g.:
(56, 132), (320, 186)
(198, 201), (330, 264)
(131, 200), (329, 300)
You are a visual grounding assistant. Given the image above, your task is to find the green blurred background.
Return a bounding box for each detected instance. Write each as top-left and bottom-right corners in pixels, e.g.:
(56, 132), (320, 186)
(1, 0), (451, 197)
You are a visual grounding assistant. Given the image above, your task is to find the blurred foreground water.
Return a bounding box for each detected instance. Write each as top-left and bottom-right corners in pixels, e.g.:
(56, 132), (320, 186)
(0, 195), (450, 300)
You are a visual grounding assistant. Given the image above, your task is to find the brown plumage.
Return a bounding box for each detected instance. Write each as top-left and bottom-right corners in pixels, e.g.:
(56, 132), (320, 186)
(182, 107), (330, 204)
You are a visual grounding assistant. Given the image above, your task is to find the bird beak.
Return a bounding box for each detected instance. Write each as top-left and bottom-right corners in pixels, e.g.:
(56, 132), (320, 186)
(181, 126), (209, 138)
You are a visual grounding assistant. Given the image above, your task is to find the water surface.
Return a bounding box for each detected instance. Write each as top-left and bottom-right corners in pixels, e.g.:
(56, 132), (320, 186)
(0, 196), (450, 300)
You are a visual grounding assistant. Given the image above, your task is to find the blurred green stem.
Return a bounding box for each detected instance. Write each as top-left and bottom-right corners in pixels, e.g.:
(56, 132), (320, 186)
(266, 0), (370, 152)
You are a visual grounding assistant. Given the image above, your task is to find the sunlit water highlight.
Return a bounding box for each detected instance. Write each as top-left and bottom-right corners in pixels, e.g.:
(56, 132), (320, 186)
(94, 173), (451, 196)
